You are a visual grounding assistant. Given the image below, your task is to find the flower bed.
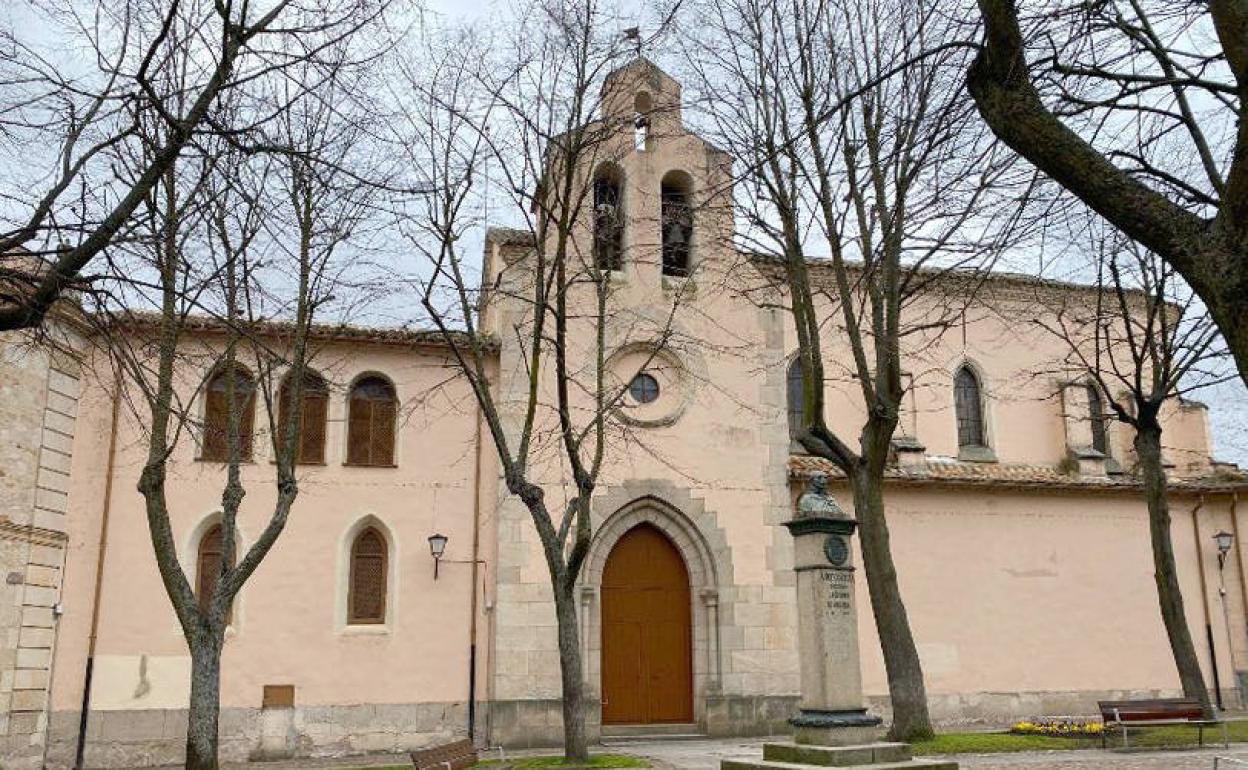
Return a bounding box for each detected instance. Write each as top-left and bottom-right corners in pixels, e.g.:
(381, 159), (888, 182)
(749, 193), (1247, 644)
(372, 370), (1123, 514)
(1010, 718), (1105, 738)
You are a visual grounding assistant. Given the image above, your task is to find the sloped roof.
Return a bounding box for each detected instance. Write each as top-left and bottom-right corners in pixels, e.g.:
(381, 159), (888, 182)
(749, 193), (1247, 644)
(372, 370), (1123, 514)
(106, 310), (478, 349)
(789, 454), (1248, 494)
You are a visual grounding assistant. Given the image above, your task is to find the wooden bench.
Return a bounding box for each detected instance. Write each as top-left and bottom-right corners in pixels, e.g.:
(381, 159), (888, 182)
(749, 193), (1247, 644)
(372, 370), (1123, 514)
(1098, 697), (1227, 749)
(410, 738), (478, 770)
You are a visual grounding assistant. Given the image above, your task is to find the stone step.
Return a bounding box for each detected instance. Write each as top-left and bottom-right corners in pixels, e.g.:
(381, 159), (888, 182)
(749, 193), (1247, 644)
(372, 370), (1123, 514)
(601, 722), (701, 738)
(764, 742), (913, 766)
(722, 758), (957, 770)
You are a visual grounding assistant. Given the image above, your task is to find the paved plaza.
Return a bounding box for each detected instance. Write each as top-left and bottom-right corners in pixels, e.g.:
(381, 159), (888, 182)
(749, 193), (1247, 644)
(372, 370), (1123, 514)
(619, 737), (1248, 770)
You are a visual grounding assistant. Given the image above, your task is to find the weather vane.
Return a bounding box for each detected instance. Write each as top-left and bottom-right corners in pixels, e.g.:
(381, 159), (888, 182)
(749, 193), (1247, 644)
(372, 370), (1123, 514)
(623, 27), (641, 58)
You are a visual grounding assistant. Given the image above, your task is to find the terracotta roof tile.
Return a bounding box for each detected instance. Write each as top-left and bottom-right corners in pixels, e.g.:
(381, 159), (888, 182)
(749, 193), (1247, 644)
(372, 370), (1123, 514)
(789, 454), (1248, 493)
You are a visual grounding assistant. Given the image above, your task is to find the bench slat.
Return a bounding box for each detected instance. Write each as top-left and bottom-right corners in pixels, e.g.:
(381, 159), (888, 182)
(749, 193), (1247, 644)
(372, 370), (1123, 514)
(411, 739), (478, 770)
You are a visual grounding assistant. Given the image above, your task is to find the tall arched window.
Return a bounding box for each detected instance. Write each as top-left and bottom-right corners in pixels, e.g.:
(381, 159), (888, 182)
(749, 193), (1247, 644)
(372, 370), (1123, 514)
(1087, 382), (1109, 455)
(196, 524), (233, 623)
(347, 376), (397, 466)
(954, 365), (986, 448)
(660, 171), (693, 277)
(348, 527), (388, 624)
(202, 364), (256, 462)
(787, 358), (807, 439)
(279, 370), (329, 464)
(593, 164), (624, 273)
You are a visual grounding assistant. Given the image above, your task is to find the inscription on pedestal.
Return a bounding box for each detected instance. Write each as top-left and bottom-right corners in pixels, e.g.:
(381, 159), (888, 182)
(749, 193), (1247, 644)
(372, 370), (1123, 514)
(821, 570), (852, 616)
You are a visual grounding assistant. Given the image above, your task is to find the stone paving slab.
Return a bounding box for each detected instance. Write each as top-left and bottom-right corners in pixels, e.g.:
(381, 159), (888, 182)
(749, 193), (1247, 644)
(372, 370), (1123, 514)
(625, 737), (1248, 770)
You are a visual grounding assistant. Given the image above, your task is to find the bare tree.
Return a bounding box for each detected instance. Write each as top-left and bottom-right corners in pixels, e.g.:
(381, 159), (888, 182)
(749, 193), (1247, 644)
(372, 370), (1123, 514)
(392, 6), (695, 760)
(80, 39), (380, 769)
(0, 0), (383, 333)
(1036, 224), (1234, 717)
(684, 0), (1022, 740)
(967, 0), (1248, 387)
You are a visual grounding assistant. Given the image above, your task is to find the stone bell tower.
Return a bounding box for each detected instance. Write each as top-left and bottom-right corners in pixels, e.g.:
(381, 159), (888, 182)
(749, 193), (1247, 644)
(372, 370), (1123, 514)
(722, 473), (956, 770)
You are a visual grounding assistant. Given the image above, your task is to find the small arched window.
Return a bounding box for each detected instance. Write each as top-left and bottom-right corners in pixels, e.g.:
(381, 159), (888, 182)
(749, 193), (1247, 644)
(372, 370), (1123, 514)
(787, 358), (807, 439)
(279, 370), (329, 464)
(954, 366), (986, 448)
(660, 171), (692, 277)
(1087, 383), (1109, 455)
(347, 376), (397, 466)
(633, 91), (652, 151)
(196, 523), (233, 623)
(202, 364), (256, 462)
(593, 164), (624, 273)
(348, 527), (388, 624)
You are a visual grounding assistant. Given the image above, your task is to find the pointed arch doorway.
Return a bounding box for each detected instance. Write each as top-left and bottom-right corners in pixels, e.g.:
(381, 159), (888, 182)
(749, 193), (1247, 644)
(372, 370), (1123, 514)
(601, 523), (694, 725)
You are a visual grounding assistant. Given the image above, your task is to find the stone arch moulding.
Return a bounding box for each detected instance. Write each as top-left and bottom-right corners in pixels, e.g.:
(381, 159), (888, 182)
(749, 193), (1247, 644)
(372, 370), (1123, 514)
(336, 513), (399, 634)
(578, 483), (734, 732)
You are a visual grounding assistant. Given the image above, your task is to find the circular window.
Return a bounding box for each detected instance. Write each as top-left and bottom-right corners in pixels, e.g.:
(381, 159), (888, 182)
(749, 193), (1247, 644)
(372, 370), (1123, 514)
(629, 373), (660, 404)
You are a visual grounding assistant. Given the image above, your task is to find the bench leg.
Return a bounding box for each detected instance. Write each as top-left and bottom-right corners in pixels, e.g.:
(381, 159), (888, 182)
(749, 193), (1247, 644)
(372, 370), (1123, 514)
(1225, 720), (1230, 749)
(1200, 724), (1205, 748)
(1123, 725), (1129, 749)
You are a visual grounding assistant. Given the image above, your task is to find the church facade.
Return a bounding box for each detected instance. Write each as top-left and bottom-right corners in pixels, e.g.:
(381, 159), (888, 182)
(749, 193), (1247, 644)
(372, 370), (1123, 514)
(3, 59), (1248, 770)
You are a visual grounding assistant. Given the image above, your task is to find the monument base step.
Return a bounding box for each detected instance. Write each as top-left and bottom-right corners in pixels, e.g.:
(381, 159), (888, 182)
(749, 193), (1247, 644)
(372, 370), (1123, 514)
(722, 760), (956, 770)
(765, 742), (912, 766)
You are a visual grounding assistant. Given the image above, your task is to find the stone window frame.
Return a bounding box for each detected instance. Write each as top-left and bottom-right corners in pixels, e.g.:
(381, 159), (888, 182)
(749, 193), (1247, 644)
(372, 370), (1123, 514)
(952, 359), (996, 463)
(336, 514), (399, 635)
(183, 513), (244, 633)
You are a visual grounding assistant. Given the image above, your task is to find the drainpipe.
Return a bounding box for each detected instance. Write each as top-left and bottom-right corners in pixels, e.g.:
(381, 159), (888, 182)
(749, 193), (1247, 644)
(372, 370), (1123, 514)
(75, 382), (121, 769)
(1231, 492), (1247, 700)
(467, 398), (484, 743)
(1191, 496), (1223, 709)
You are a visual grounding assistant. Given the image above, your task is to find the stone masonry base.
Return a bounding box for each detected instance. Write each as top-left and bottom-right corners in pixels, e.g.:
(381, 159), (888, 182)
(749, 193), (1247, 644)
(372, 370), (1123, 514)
(30, 688), (1242, 768)
(43, 702), (467, 770)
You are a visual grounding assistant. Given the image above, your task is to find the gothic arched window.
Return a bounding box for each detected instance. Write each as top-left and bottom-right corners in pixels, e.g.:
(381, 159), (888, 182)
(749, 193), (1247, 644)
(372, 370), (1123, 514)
(348, 527), (388, 624)
(347, 376), (397, 466)
(660, 171), (693, 277)
(196, 523), (233, 623)
(787, 358), (808, 439)
(1087, 383), (1109, 455)
(954, 365), (986, 449)
(279, 370), (329, 464)
(593, 164), (624, 273)
(202, 364), (256, 462)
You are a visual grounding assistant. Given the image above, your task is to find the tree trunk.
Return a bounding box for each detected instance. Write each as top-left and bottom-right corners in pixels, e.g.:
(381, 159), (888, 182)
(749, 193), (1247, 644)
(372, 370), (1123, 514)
(185, 635), (224, 770)
(1134, 417), (1216, 717)
(552, 577), (589, 762)
(850, 463), (934, 742)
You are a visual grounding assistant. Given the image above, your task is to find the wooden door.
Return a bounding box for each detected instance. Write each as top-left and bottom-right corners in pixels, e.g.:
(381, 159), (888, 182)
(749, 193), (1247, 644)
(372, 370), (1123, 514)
(601, 524), (693, 724)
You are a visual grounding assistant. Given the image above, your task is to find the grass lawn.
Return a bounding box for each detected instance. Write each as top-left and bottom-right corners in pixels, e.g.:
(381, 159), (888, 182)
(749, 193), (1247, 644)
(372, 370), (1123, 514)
(912, 719), (1248, 755)
(474, 754), (649, 769)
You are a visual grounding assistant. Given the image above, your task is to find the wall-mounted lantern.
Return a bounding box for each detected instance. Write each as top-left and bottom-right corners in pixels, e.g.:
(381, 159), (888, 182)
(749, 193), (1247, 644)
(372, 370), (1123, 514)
(428, 533), (448, 579)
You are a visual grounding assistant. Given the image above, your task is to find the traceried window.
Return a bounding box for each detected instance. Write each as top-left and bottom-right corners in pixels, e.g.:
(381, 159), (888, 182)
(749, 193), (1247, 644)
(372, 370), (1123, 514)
(593, 164), (625, 273)
(196, 523), (233, 623)
(787, 358), (808, 439)
(202, 364), (256, 462)
(347, 376), (397, 466)
(1087, 383), (1109, 455)
(278, 370), (329, 464)
(660, 170), (693, 277)
(348, 527), (388, 624)
(954, 366), (986, 449)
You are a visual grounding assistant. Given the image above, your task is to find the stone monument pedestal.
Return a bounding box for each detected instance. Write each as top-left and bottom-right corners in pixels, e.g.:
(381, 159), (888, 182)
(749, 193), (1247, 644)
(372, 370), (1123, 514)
(720, 473), (957, 770)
